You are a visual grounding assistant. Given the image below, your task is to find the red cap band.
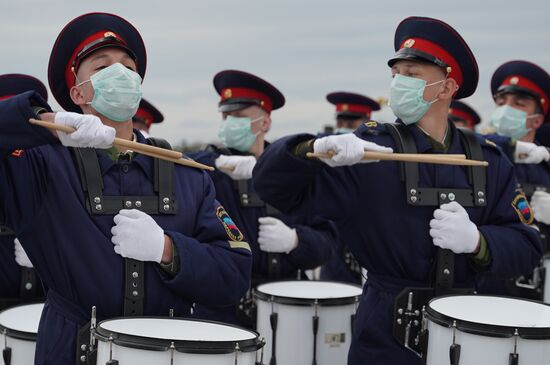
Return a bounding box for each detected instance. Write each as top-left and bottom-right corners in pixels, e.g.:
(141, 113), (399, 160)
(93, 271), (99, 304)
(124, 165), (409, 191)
(400, 37), (463, 89)
(221, 87), (273, 113)
(501, 75), (549, 115)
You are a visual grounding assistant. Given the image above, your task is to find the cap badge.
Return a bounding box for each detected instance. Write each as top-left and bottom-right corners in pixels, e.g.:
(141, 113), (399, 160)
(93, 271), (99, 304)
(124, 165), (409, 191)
(104, 31), (117, 39)
(510, 76), (519, 85)
(342, 104), (349, 111)
(404, 39), (415, 48)
(223, 89), (232, 98)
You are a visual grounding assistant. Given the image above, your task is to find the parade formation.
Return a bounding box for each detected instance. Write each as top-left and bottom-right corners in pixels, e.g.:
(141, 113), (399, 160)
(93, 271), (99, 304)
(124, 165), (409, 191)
(0, 10), (549, 365)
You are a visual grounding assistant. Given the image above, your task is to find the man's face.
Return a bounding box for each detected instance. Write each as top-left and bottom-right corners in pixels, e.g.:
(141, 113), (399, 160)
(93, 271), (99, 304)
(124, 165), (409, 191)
(494, 92), (543, 131)
(337, 117), (364, 130)
(391, 60), (447, 102)
(73, 47), (137, 106)
(222, 105), (270, 134)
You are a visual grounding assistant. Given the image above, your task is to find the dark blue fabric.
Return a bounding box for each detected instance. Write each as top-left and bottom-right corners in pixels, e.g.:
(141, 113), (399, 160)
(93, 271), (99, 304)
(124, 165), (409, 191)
(252, 121), (542, 364)
(188, 146), (337, 325)
(0, 92), (252, 364)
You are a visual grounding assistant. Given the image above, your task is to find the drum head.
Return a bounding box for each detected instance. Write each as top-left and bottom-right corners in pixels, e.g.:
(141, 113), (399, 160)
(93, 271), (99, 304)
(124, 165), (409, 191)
(427, 295), (550, 338)
(96, 317), (262, 354)
(254, 281), (362, 305)
(100, 318), (256, 341)
(0, 303), (44, 338)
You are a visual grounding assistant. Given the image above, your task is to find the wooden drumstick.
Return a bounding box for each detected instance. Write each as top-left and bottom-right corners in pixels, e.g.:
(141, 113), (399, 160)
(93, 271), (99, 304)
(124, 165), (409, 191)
(29, 118), (215, 171)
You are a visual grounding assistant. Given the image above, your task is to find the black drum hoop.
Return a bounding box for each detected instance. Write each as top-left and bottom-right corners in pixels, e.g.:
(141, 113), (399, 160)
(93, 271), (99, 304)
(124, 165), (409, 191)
(253, 280), (362, 306)
(426, 294), (550, 339)
(94, 317), (264, 354)
(0, 301), (43, 342)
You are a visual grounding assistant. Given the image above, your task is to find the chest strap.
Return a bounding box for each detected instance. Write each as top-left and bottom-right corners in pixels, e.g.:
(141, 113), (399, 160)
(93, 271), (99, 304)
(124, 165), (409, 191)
(72, 138), (176, 317)
(385, 123), (487, 292)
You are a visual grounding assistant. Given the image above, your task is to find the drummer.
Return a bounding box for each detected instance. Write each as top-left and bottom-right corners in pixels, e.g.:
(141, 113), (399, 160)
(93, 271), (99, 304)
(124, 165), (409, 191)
(478, 61), (550, 298)
(132, 98), (164, 138)
(0, 12), (252, 364)
(188, 70), (338, 326)
(251, 16), (542, 364)
(0, 74), (47, 310)
(319, 91), (381, 284)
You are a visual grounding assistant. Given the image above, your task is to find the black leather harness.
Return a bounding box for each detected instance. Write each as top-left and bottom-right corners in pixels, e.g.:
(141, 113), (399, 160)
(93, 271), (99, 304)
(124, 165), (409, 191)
(385, 123), (486, 361)
(72, 138), (176, 364)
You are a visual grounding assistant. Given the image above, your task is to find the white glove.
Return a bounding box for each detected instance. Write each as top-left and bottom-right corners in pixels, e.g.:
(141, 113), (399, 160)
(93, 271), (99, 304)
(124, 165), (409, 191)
(530, 190), (550, 225)
(429, 201), (480, 254)
(55, 111), (115, 149)
(14, 238), (33, 268)
(215, 155), (256, 180)
(111, 209), (165, 263)
(258, 217), (298, 253)
(313, 133), (393, 167)
(514, 141), (550, 164)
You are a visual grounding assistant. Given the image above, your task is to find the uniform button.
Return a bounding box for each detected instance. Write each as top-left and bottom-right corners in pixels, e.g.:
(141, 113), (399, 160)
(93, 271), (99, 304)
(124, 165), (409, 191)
(121, 164), (129, 173)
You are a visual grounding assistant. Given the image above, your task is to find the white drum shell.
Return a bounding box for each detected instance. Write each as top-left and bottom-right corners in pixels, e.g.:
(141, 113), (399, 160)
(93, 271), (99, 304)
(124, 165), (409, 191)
(426, 320), (550, 364)
(425, 296), (550, 365)
(96, 342), (257, 365)
(95, 318), (260, 365)
(255, 281), (361, 365)
(0, 303), (43, 365)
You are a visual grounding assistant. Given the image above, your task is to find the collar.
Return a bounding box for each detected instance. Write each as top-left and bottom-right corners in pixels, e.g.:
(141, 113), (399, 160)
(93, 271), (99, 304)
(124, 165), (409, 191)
(403, 120), (455, 153)
(95, 130), (154, 181)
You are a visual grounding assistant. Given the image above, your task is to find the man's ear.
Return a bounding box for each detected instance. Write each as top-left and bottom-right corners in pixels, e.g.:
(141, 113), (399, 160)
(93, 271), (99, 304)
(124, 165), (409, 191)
(69, 85), (86, 106)
(440, 78), (458, 101)
(531, 113), (545, 130)
(262, 115), (272, 133)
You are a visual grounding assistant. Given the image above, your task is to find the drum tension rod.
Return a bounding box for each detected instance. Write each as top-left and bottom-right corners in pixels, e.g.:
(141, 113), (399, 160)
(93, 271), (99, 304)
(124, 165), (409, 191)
(269, 297), (278, 365)
(449, 320), (461, 365)
(312, 300), (319, 365)
(256, 337), (265, 365)
(234, 342), (240, 365)
(509, 329), (519, 365)
(105, 336), (118, 365)
(2, 329), (11, 365)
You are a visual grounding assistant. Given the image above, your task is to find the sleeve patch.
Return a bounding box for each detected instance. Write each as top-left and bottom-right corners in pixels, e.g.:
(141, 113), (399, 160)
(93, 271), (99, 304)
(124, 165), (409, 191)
(216, 206), (245, 242)
(10, 150), (24, 157)
(512, 190), (534, 225)
(228, 241), (251, 251)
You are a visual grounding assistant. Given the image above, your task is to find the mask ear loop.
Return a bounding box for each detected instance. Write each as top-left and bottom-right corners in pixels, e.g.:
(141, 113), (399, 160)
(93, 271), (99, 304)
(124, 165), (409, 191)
(71, 66), (93, 105)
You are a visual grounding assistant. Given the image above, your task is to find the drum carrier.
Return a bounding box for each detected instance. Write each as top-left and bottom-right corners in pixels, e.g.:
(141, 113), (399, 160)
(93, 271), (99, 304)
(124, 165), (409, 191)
(385, 123), (486, 361)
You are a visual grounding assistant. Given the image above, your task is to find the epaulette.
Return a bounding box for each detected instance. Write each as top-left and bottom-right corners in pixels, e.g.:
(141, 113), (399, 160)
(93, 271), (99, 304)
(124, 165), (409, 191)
(354, 120), (385, 137)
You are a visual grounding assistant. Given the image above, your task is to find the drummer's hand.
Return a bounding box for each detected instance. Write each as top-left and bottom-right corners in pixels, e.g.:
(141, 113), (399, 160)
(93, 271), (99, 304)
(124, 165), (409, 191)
(258, 217), (298, 253)
(111, 209), (166, 263)
(514, 141), (550, 164)
(54, 111), (115, 149)
(215, 155), (256, 180)
(14, 238), (33, 268)
(429, 202), (480, 254)
(313, 134), (393, 167)
(530, 190), (550, 225)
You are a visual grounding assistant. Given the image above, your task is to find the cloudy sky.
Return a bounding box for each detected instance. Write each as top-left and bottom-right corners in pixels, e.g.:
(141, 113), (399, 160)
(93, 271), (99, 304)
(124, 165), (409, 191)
(3, 0), (549, 146)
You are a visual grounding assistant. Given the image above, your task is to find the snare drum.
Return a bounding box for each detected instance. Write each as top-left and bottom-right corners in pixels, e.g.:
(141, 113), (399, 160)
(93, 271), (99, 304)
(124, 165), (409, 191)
(94, 317), (264, 365)
(254, 281), (362, 365)
(424, 295), (550, 364)
(0, 302), (44, 365)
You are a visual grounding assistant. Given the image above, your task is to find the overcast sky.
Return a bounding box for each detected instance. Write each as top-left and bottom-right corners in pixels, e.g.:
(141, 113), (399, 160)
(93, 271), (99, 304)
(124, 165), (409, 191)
(3, 0), (549, 146)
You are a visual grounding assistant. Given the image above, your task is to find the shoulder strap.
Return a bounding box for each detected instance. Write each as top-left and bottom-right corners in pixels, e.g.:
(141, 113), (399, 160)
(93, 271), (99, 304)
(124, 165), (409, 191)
(456, 128), (486, 207)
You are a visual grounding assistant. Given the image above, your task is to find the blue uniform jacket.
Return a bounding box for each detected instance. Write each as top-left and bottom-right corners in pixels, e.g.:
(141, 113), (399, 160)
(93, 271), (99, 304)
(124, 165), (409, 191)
(252, 121), (542, 365)
(0, 92), (252, 364)
(188, 146), (337, 325)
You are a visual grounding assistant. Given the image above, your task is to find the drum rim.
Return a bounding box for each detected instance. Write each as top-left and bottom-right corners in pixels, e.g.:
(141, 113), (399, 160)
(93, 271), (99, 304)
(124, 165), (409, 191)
(0, 301), (43, 342)
(253, 280), (362, 306)
(426, 294), (550, 339)
(95, 316), (264, 354)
